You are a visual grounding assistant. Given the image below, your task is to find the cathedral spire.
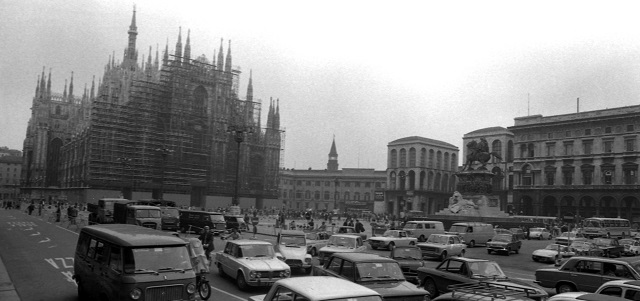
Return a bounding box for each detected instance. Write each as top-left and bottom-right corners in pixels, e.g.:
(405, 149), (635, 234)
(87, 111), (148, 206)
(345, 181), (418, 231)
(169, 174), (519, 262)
(275, 98), (280, 129)
(184, 29), (191, 62)
(46, 68), (51, 97)
(174, 27), (183, 64)
(90, 76), (95, 100)
(68, 71), (74, 99)
(225, 40), (232, 72)
(327, 136), (339, 171)
(217, 38), (224, 70)
(126, 5), (138, 65)
(39, 66), (46, 99)
(163, 38), (169, 65)
(147, 46), (152, 72)
(154, 44), (159, 69)
(246, 70), (253, 101)
(63, 79), (68, 98)
(35, 75), (40, 97)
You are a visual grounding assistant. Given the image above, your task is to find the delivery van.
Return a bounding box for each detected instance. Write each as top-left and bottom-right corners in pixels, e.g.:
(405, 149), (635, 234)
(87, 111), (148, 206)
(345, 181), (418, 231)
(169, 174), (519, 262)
(447, 222), (495, 247)
(73, 224), (197, 300)
(403, 221), (445, 242)
(178, 210), (226, 235)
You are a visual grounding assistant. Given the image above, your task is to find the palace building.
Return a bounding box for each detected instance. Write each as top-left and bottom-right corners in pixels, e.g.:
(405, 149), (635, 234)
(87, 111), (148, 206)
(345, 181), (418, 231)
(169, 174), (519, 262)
(20, 8), (284, 208)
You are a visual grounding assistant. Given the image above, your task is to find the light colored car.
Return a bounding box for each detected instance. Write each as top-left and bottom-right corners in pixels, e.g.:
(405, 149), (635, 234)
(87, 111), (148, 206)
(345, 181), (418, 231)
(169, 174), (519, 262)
(248, 276), (383, 301)
(547, 279), (640, 301)
(318, 234), (367, 265)
(548, 292), (629, 301)
(368, 230), (417, 250)
(305, 231), (330, 256)
(215, 240), (291, 290)
(619, 239), (640, 256)
(555, 231), (587, 246)
(417, 233), (467, 261)
(532, 244), (575, 263)
(275, 230), (313, 273)
(529, 227), (552, 240)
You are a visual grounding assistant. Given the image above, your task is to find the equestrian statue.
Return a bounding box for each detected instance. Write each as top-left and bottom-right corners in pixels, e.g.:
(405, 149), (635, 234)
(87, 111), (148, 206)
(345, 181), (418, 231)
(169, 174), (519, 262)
(462, 138), (503, 171)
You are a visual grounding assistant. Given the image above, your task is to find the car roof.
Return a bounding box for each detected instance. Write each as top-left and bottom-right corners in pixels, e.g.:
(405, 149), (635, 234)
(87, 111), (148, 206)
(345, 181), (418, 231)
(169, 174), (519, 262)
(280, 230), (306, 235)
(330, 252), (396, 263)
(602, 279), (640, 287)
(178, 210), (222, 215)
(569, 256), (640, 264)
(128, 205), (161, 209)
(442, 257), (489, 263)
(226, 239), (273, 246)
(81, 224), (187, 247)
(331, 234), (360, 238)
(576, 293), (630, 301)
(273, 277), (380, 300)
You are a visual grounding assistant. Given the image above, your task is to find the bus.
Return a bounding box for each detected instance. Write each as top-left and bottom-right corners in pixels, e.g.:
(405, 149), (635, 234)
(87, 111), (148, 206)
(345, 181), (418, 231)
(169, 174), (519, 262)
(512, 216), (559, 227)
(582, 217), (632, 238)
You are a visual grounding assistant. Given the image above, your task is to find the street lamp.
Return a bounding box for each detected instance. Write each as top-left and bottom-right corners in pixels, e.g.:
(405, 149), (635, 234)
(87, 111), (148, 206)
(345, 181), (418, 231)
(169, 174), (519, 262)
(227, 125), (254, 206)
(117, 157), (132, 199)
(155, 147), (174, 200)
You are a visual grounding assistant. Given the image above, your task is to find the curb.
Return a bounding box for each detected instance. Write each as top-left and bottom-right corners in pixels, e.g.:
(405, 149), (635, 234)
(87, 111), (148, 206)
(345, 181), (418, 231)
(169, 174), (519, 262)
(0, 215), (21, 301)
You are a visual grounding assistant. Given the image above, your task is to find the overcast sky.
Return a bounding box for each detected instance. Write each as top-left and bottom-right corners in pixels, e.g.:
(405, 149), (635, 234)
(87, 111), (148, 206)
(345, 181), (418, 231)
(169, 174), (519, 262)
(3, 0), (640, 171)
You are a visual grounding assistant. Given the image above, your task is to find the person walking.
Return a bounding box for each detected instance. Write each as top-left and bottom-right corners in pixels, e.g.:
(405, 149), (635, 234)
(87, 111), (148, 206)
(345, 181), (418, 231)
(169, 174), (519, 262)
(198, 226), (214, 260)
(355, 219), (365, 233)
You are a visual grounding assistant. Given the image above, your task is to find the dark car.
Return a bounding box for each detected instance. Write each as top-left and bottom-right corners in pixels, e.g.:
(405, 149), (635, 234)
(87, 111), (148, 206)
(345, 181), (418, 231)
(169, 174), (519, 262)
(593, 238), (625, 258)
(390, 246), (424, 284)
(416, 257), (547, 300)
(224, 215), (248, 232)
(311, 252), (429, 301)
(486, 234), (522, 255)
(509, 228), (526, 240)
(433, 281), (544, 301)
(534, 256), (640, 294)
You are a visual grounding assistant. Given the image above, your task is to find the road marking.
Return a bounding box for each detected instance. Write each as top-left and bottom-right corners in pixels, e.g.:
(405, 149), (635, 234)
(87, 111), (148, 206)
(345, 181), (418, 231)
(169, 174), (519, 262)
(210, 285), (245, 301)
(56, 224), (79, 235)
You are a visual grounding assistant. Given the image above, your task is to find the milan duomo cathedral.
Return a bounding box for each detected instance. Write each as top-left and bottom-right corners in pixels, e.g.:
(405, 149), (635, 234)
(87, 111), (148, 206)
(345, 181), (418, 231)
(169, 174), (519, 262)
(21, 7), (284, 208)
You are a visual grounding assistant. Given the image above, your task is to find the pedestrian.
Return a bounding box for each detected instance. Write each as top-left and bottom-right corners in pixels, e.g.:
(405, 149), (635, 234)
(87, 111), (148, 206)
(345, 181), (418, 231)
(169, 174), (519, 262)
(348, 219), (354, 227)
(28, 202), (35, 215)
(343, 219), (349, 226)
(56, 205), (61, 222)
(308, 218), (315, 229)
(198, 226), (214, 260)
(222, 228), (241, 240)
(251, 212), (259, 239)
(355, 219), (365, 233)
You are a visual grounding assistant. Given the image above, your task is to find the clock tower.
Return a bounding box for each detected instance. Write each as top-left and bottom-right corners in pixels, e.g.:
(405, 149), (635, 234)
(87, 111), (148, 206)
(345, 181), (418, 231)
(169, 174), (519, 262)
(327, 137), (339, 171)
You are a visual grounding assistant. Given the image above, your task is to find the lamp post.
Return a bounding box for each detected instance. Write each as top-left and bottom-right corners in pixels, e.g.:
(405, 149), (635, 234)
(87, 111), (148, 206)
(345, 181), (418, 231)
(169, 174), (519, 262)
(155, 147), (174, 200)
(117, 157), (132, 199)
(227, 125), (254, 206)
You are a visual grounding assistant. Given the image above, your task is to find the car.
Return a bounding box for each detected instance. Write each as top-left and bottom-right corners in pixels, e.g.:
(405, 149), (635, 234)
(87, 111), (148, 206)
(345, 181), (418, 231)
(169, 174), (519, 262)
(547, 292), (630, 301)
(556, 232), (587, 246)
(547, 279), (640, 300)
(529, 227), (552, 240)
(403, 220), (446, 242)
(305, 231), (331, 256)
(247, 276), (383, 301)
(417, 234), (467, 261)
(416, 257), (547, 300)
(336, 226), (368, 240)
(368, 230), (417, 250)
(390, 246), (424, 284)
(214, 240), (291, 290)
(224, 215), (248, 232)
(318, 234), (367, 265)
(509, 228), (526, 240)
(311, 252), (430, 301)
(486, 234), (522, 255)
(494, 228), (513, 235)
(534, 256), (640, 294)
(593, 237), (625, 258)
(434, 281), (548, 301)
(569, 241), (605, 257)
(274, 230), (313, 273)
(532, 244), (575, 263)
(620, 239), (640, 256)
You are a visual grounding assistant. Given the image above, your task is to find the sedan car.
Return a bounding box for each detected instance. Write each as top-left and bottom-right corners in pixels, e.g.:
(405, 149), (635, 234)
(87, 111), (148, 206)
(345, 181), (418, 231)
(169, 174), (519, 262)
(619, 239), (640, 256)
(529, 227), (552, 240)
(318, 234), (367, 265)
(417, 257), (548, 300)
(248, 277), (383, 301)
(368, 230), (417, 250)
(547, 279), (640, 301)
(509, 228), (526, 240)
(593, 238), (625, 258)
(556, 232), (587, 246)
(274, 230), (313, 273)
(548, 292), (630, 301)
(486, 234), (521, 255)
(532, 244), (575, 263)
(569, 241), (604, 257)
(215, 240), (291, 290)
(305, 231), (330, 256)
(390, 246), (424, 284)
(417, 234), (467, 261)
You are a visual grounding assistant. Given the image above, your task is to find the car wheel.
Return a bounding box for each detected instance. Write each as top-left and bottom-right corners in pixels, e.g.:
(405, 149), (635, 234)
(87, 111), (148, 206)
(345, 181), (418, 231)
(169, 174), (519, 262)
(419, 235), (426, 242)
(388, 242), (395, 250)
(487, 249), (492, 254)
(311, 248), (318, 257)
(538, 236), (541, 240)
(468, 240), (476, 248)
(439, 251), (448, 261)
(236, 272), (249, 291)
(423, 278), (438, 298)
(556, 283), (576, 294)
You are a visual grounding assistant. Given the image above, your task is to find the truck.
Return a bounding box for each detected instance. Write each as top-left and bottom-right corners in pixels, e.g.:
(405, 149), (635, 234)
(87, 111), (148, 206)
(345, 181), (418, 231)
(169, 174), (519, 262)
(113, 202), (162, 230)
(87, 198), (131, 224)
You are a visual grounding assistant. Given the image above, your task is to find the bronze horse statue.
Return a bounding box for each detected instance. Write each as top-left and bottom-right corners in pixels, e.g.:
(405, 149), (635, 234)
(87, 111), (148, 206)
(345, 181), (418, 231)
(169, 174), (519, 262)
(462, 138), (503, 171)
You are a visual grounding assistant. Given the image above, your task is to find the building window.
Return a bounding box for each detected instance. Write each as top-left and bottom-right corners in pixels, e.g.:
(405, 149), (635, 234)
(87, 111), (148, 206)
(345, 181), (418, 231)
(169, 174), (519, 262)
(296, 180), (302, 185)
(364, 192), (370, 200)
(355, 182), (360, 187)
(583, 170), (593, 185)
(305, 191), (311, 199)
(296, 190), (302, 198)
(563, 170), (573, 185)
(528, 143), (535, 157)
(315, 181), (321, 186)
(409, 148), (416, 167)
(546, 143), (555, 157)
(354, 192), (360, 200)
(564, 142), (573, 156)
(625, 138), (636, 152)
(624, 169), (637, 185)
(565, 131), (571, 138)
(604, 170), (614, 184)
(390, 149), (398, 168)
(314, 191), (321, 199)
(306, 181), (311, 186)
(605, 127), (612, 134)
(399, 148), (407, 167)
(628, 125), (635, 132)
(604, 141), (613, 153)
(344, 192), (350, 200)
(324, 191), (330, 200)
(344, 182), (350, 187)
(583, 140), (593, 155)
(375, 182), (381, 188)
(521, 165), (533, 186)
(325, 181), (330, 186)
(546, 172), (555, 185)
(365, 182), (371, 188)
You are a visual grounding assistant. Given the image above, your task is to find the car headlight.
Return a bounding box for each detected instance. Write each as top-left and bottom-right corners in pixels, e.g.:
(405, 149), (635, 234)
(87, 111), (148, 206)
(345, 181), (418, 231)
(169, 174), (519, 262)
(129, 288), (142, 300)
(186, 283), (196, 294)
(250, 271), (261, 278)
(280, 270), (291, 277)
(277, 255), (285, 261)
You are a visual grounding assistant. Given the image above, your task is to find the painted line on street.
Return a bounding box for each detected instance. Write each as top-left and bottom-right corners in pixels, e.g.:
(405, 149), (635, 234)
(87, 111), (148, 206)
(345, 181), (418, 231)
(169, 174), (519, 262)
(210, 285), (245, 301)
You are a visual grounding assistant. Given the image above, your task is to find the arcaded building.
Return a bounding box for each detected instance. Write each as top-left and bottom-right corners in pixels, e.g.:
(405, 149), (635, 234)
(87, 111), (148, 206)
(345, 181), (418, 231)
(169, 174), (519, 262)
(386, 136), (459, 216)
(20, 8), (283, 209)
(507, 105), (640, 222)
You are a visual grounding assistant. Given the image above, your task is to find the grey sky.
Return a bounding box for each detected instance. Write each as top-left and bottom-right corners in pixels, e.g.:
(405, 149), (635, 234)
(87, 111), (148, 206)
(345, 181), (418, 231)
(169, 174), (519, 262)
(2, 0), (640, 171)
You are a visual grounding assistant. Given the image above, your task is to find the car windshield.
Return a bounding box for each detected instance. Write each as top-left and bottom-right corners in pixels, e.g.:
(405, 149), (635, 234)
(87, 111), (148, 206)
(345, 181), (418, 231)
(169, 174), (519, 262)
(544, 244), (563, 251)
(356, 262), (405, 281)
(403, 223), (418, 229)
(338, 227), (355, 233)
(629, 260), (640, 273)
(240, 244), (275, 258)
(620, 239), (636, 245)
(280, 235), (306, 247)
(136, 209), (161, 218)
(449, 225), (467, 233)
(161, 208), (179, 217)
(467, 261), (507, 279)
(209, 214), (225, 222)
(327, 236), (356, 248)
(382, 231), (399, 238)
(327, 296), (383, 301)
(392, 248), (422, 260)
(560, 232), (581, 238)
(593, 238), (613, 246)
(509, 229), (521, 233)
(491, 235), (512, 243)
(570, 241), (591, 249)
(124, 246), (192, 274)
(530, 228), (544, 232)
(584, 220), (602, 228)
(426, 235), (449, 244)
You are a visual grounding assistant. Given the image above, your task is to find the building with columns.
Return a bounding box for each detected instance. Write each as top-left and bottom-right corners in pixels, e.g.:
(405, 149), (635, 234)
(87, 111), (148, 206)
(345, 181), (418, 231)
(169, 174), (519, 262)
(385, 136), (459, 216)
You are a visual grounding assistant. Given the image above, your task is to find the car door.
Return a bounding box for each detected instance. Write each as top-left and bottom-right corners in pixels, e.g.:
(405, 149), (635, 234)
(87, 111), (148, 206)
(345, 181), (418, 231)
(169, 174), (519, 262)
(451, 236), (465, 255)
(572, 259), (606, 292)
(324, 257), (343, 278)
(398, 231), (409, 246)
(339, 259), (356, 282)
(433, 259), (467, 293)
(219, 242), (235, 275)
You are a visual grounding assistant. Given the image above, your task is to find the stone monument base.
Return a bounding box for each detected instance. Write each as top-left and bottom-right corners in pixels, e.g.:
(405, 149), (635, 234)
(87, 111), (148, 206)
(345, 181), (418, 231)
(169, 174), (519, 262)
(435, 192), (509, 217)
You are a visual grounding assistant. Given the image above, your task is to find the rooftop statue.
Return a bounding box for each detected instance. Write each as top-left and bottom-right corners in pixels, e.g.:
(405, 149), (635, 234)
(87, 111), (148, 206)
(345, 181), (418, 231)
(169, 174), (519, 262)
(462, 138), (502, 171)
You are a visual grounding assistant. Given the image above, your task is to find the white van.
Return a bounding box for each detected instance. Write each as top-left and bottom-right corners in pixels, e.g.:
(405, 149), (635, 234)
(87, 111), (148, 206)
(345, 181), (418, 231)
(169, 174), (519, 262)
(403, 221), (445, 242)
(447, 222), (494, 247)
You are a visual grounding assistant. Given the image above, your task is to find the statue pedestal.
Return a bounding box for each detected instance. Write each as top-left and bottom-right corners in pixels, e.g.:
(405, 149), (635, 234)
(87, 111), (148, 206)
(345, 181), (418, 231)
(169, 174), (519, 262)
(435, 170), (509, 218)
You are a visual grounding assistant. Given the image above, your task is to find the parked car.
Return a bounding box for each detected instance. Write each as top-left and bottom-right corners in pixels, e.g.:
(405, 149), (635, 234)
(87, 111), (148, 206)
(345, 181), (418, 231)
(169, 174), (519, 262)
(318, 234), (367, 265)
(532, 244), (575, 263)
(416, 257), (547, 300)
(486, 234), (522, 256)
(368, 230), (417, 250)
(593, 237), (625, 258)
(159, 206), (180, 231)
(224, 215), (248, 233)
(179, 210), (226, 235)
(247, 276), (383, 301)
(534, 256), (640, 294)
(494, 228), (513, 235)
(336, 226), (367, 240)
(447, 222), (495, 248)
(556, 232), (587, 246)
(434, 281), (548, 301)
(529, 227), (552, 240)
(305, 231), (331, 256)
(547, 279), (640, 300)
(312, 252), (429, 301)
(274, 230), (313, 273)
(214, 240), (291, 290)
(390, 246), (424, 284)
(403, 220), (445, 242)
(569, 241), (605, 257)
(509, 228), (526, 240)
(417, 234), (467, 261)
(548, 292), (630, 301)
(619, 238), (640, 256)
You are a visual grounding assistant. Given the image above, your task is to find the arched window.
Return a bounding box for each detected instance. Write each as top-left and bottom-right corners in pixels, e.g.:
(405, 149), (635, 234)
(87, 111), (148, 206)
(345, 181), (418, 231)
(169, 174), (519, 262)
(436, 151), (442, 169)
(390, 149), (398, 168)
(324, 191), (330, 200)
(451, 154), (457, 171)
(521, 165), (533, 186)
(409, 148), (417, 167)
(492, 140), (502, 162)
(399, 148), (407, 167)
(434, 173), (442, 191)
(420, 148), (427, 167)
(193, 86), (207, 114)
(507, 140), (514, 162)
(444, 152), (450, 171)
(314, 191), (321, 199)
(428, 150), (435, 168)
